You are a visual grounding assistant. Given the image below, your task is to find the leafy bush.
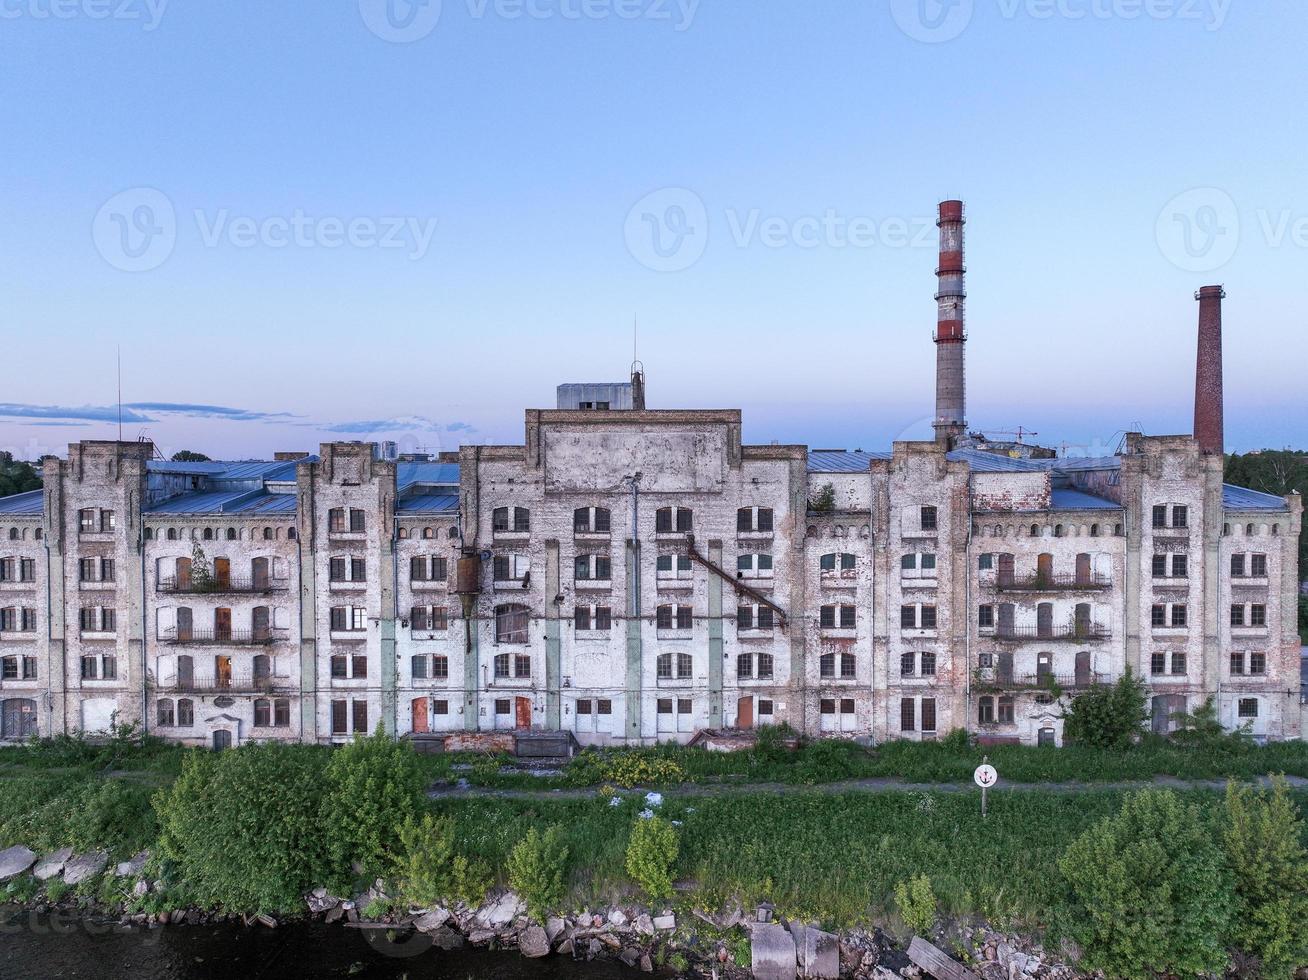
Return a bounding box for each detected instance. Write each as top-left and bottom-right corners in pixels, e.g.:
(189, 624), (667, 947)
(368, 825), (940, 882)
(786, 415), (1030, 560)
(154, 743), (332, 913)
(563, 750), (687, 788)
(893, 873), (936, 936)
(396, 812), (493, 908)
(753, 724), (797, 764)
(1220, 777), (1308, 976)
(1170, 697), (1249, 749)
(64, 778), (158, 857)
(322, 727), (427, 877)
(1061, 670), (1148, 749)
(507, 825), (569, 919)
(1057, 789), (1232, 979)
(625, 815), (679, 901)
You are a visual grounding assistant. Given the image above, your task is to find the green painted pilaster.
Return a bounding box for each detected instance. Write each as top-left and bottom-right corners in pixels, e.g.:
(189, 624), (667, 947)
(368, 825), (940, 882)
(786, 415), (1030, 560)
(545, 540), (561, 729)
(463, 601), (480, 731)
(707, 539), (723, 727)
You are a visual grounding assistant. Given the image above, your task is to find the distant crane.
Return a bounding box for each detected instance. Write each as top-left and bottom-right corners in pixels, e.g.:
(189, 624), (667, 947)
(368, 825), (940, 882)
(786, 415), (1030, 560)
(980, 426), (1039, 445)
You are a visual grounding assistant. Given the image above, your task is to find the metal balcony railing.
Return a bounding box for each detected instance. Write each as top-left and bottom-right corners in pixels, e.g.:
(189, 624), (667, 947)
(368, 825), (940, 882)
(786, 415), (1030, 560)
(158, 576), (288, 595)
(159, 628), (285, 646)
(992, 623), (1110, 643)
(973, 669), (1104, 691)
(991, 573), (1112, 593)
(152, 674), (290, 695)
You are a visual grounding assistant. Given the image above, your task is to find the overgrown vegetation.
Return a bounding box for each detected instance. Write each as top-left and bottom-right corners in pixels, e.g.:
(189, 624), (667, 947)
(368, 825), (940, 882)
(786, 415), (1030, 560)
(625, 815), (679, 902)
(1060, 669), (1148, 749)
(0, 451), (41, 498)
(1225, 449), (1307, 596)
(893, 873), (936, 937)
(507, 825), (569, 920)
(396, 813), (492, 908)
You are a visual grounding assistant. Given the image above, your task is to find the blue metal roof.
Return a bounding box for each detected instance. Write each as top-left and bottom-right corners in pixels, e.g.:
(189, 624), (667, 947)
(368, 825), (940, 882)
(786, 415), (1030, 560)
(1045, 456), (1124, 473)
(397, 493), (459, 515)
(1050, 488), (1121, 511)
(146, 490), (297, 516)
(1222, 484), (1289, 511)
(0, 490), (43, 515)
(398, 462), (459, 491)
(806, 450), (891, 473)
(947, 449), (1047, 473)
(148, 459), (309, 481)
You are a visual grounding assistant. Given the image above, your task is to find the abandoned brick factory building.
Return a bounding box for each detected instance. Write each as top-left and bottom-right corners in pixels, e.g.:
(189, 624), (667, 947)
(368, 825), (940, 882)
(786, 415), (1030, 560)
(0, 202), (1301, 749)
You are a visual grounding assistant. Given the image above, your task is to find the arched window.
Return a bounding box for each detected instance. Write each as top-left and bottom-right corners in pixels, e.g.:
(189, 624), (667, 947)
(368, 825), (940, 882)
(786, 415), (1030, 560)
(1089, 523), (1099, 537)
(1029, 524), (1040, 537)
(398, 527), (410, 539)
(288, 527), (297, 540)
(7, 528), (16, 540)
(225, 528), (236, 541)
(34, 528), (41, 540)
(656, 652), (692, 679)
(448, 526), (459, 539)
(167, 527), (177, 540)
(203, 528), (214, 541)
(263, 527), (273, 540)
(144, 527), (154, 540)
(423, 527), (435, 539)
(177, 698), (193, 727)
(494, 604), (529, 643)
(574, 507), (612, 534)
(492, 507), (530, 533)
(156, 699), (175, 727)
(252, 654), (271, 681)
(1246, 523), (1254, 536)
(655, 507), (693, 533)
(1053, 524), (1064, 538)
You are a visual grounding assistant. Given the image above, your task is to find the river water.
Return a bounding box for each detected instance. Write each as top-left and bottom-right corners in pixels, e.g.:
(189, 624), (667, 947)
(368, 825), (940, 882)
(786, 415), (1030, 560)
(0, 909), (648, 980)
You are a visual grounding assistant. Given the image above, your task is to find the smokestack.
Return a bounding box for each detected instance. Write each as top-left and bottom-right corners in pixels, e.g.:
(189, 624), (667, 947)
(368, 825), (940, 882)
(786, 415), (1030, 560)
(1193, 285), (1225, 455)
(933, 199), (967, 447)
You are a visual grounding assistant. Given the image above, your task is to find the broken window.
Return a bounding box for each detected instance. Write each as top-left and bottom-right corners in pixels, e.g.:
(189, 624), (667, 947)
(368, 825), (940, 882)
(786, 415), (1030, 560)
(997, 696), (1015, 724)
(574, 507), (611, 534)
(919, 506), (937, 532)
(1238, 698), (1258, 719)
(655, 507), (693, 533)
(920, 698), (937, 733)
(977, 696), (995, 724)
(900, 698), (915, 731)
(737, 507), (774, 533)
(495, 604), (529, 643)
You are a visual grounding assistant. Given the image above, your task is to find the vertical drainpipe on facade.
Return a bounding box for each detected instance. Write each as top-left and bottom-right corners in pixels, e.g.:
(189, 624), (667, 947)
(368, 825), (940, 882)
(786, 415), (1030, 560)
(626, 475), (642, 743)
(963, 474), (972, 732)
(137, 491), (148, 737)
(389, 513), (401, 738)
(707, 540), (723, 728)
(43, 534), (54, 737)
(545, 540), (561, 730)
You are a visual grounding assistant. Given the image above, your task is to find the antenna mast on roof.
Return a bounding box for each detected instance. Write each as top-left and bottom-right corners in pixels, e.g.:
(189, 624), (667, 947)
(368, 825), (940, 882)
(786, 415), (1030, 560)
(117, 346), (122, 443)
(630, 314), (646, 410)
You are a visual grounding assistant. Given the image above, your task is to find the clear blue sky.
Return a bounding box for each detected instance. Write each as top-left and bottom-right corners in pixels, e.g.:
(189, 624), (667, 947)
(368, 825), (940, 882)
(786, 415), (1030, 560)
(2, 0), (1304, 461)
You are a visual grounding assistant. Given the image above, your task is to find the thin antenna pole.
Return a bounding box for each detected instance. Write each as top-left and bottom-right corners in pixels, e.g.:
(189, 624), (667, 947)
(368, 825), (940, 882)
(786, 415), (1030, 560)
(117, 346), (122, 443)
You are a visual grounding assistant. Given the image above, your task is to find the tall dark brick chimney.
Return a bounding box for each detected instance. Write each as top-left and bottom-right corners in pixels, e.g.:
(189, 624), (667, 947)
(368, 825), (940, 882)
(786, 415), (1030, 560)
(1193, 285), (1226, 456)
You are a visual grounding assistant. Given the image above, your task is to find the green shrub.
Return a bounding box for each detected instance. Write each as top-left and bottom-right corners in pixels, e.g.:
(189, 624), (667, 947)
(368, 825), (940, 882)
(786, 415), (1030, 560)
(894, 873), (936, 936)
(397, 812), (493, 908)
(64, 779), (158, 858)
(507, 825), (569, 919)
(1061, 670), (1148, 749)
(1221, 777), (1308, 976)
(625, 815), (679, 901)
(1057, 789), (1232, 979)
(753, 724), (796, 764)
(154, 742), (332, 913)
(1171, 697), (1249, 748)
(322, 727), (427, 877)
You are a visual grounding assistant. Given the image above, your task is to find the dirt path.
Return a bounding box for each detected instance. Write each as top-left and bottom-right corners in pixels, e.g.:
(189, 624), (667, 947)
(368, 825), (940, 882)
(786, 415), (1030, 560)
(428, 772), (1308, 800)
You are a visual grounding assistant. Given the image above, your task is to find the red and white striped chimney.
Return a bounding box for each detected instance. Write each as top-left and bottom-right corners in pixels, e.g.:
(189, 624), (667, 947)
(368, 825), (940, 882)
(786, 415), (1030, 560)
(933, 200), (967, 446)
(1193, 285), (1226, 455)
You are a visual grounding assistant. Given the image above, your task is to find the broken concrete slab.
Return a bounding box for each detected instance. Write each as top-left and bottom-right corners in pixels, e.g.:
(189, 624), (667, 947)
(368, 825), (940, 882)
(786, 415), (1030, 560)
(634, 913), (654, 935)
(476, 891), (523, 928)
(908, 936), (981, 980)
(62, 851), (108, 886)
(790, 923), (840, 979)
(545, 916), (567, 943)
(751, 922), (797, 980)
(115, 851), (149, 877)
(0, 845), (36, 881)
(653, 913), (676, 931)
(414, 908), (450, 932)
(32, 848), (73, 882)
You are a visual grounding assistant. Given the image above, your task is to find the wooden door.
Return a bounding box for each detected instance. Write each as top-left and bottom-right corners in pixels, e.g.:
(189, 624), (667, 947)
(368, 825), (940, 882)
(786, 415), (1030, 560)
(1074, 603), (1091, 637)
(213, 558), (230, 589)
(997, 651), (1014, 684)
(1075, 553), (1091, 586)
(997, 553), (1014, 586)
(412, 697), (429, 734)
(514, 697), (532, 730)
(251, 605), (270, 641)
(177, 655), (193, 689)
(997, 603), (1015, 636)
(737, 695), (754, 730)
(1037, 651), (1053, 682)
(1036, 553), (1053, 584)
(1075, 650), (1091, 687)
(176, 606), (193, 642)
(1036, 603), (1053, 638)
(214, 607), (231, 641)
(212, 729), (231, 751)
(175, 556), (191, 591)
(214, 655), (232, 689)
(251, 556), (269, 590)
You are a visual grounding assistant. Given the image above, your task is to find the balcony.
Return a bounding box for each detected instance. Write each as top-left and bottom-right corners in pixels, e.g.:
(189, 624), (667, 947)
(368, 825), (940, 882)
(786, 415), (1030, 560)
(152, 674), (292, 695)
(973, 669), (1104, 692)
(991, 573), (1111, 593)
(991, 623), (1110, 643)
(158, 576), (289, 595)
(160, 628), (285, 646)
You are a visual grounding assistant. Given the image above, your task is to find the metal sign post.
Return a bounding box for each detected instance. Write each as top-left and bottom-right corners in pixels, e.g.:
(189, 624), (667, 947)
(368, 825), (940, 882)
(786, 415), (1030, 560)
(973, 757), (998, 819)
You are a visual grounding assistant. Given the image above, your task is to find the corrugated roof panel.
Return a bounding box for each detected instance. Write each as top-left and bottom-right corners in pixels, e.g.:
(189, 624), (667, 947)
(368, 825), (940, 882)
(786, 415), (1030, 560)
(397, 493), (459, 515)
(397, 462), (459, 490)
(0, 490), (43, 515)
(1223, 484), (1289, 511)
(1050, 488), (1122, 511)
(806, 450), (891, 473)
(1045, 456), (1124, 473)
(947, 449), (1047, 472)
(146, 490), (297, 516)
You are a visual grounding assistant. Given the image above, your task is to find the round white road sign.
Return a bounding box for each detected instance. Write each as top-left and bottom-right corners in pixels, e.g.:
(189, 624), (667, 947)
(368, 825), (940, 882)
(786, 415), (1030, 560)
(973, 764), (998, 788)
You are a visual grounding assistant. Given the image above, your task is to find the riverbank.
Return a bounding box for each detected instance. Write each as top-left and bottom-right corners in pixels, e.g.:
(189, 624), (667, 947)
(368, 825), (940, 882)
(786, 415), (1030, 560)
(2, 730), (1307, 977)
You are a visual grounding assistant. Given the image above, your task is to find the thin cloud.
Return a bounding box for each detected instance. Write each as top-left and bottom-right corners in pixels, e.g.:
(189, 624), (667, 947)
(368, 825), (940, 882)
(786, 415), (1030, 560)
(0, 403), (154, 423)
(124, 402), (295, 422)
(322, 415), (443, 434)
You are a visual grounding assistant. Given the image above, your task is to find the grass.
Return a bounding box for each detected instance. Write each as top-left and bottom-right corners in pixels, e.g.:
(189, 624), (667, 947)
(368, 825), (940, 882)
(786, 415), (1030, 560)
(423, 733), (1308, 792)
(430, 785), (1308, 931)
